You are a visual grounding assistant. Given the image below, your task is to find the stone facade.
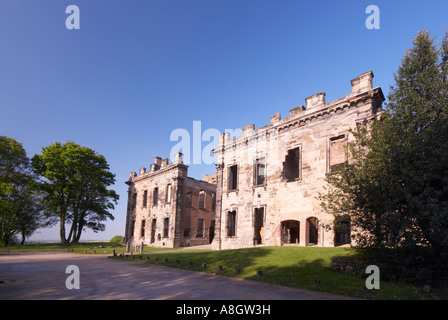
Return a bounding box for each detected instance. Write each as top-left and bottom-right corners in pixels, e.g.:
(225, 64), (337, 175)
(124, 153), (216, 248)
(211, 71), (385, 250)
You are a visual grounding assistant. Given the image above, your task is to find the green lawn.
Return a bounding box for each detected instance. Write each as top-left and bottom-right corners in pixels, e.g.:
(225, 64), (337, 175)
(111, 246), (444, 300)
(0, 242), (177, 254)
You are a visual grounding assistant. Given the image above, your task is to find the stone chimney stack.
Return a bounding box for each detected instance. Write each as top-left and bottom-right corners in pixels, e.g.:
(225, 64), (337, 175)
(154, 157), (162, 166)
(350, 71), (374, 95)
(289, 105), (305, 117)
(174, 152), (183, 164)
(270, 112), (281, 125)
(242, 124), (255, 136)
(305, 92), (326, 112)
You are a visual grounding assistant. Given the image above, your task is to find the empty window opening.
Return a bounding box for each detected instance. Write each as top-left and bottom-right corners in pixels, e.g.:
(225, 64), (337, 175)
(307, 217), (318, 245)
(227, 211), (236, 237)
(130, 220), (135, 239)
(142, 190), (148, 207)
(330, 135), (347, 171)
(228, 165), (238, 190)
(283, 148), (300, 182)
(131, 193), (137, 210)
(253, 207), (264, 245)
(199, 190), (205, 209)
(211, 192), (216, 210)
(166, 184), (172, 203)
(254, 157), (266, 185)
(281, 220), (300, 244)
(140, 219), (146, 237)
(163, 218), (169, 238)
(197, 219), (204, 238)
(153, 187), (159, 205)
(150, 219), (156, 243)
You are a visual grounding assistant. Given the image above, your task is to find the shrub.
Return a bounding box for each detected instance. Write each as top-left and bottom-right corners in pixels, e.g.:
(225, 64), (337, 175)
(109, 235), (124, 243)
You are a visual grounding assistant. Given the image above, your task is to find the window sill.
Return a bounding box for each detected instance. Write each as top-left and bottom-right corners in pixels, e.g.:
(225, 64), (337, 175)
(283, 177), (302, 183)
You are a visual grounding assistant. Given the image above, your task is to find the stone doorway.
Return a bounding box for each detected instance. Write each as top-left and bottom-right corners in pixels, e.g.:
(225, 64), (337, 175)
(281, 220), (300, 244)
(253, 208), (264, 245)
(306, 217), (318, 245)
(209, 220), (215, 244)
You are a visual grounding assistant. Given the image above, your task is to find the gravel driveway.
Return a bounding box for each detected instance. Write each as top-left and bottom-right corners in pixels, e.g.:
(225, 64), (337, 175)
(0, 252), (352, 300)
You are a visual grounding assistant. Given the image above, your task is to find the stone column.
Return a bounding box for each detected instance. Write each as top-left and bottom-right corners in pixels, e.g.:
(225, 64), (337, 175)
(300, 219), (307, 246)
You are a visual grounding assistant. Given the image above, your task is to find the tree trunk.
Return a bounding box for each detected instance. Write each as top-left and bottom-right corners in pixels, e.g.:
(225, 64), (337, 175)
(74, 219), (84, 243)
(73, 210), (87, 243)
(67, 215), (77, 243)
(68, 199), (81, 243)
(67, 224), (74, 243)
(20, 231), (26, 245)
(59, 212), (67, 244)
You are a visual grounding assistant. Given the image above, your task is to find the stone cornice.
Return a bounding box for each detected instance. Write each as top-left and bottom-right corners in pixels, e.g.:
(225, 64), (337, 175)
(213, 87), (384, 155)
(126, 163), (188, 185)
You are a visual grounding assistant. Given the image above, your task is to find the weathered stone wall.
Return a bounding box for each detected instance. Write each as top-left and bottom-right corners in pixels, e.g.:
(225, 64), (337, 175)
(124, 154), (216, 248)
(212, 71), (384, 250)
(180, 177), (217, 246)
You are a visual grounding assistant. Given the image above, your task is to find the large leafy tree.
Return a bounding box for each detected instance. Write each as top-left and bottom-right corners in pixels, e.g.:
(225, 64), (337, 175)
(32, 141), (119, 244)
(320, 29), (448, 283)
(0, 136), (48, 245)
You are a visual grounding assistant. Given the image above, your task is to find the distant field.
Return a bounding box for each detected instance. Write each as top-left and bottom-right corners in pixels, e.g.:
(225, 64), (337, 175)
(0, 242), (178, 254)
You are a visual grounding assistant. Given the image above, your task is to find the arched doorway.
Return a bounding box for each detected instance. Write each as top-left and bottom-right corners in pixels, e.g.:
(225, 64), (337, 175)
(281, 220), (300, 244)
(306, 217), (318, 245)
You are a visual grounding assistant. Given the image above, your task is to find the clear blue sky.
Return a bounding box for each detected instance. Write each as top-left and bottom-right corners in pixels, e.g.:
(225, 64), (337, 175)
(1, 0), (448, 241)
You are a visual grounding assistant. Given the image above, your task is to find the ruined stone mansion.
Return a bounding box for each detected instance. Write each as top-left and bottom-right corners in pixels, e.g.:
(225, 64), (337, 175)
(124, 71), (384, 249)
(124, 153), (217, 248)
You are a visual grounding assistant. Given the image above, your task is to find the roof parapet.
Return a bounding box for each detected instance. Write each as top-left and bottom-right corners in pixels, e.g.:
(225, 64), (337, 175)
(214, 71), (379, 151)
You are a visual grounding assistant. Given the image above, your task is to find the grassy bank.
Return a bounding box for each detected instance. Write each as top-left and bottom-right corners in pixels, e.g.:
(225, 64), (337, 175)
(111, 246), (445, 300)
